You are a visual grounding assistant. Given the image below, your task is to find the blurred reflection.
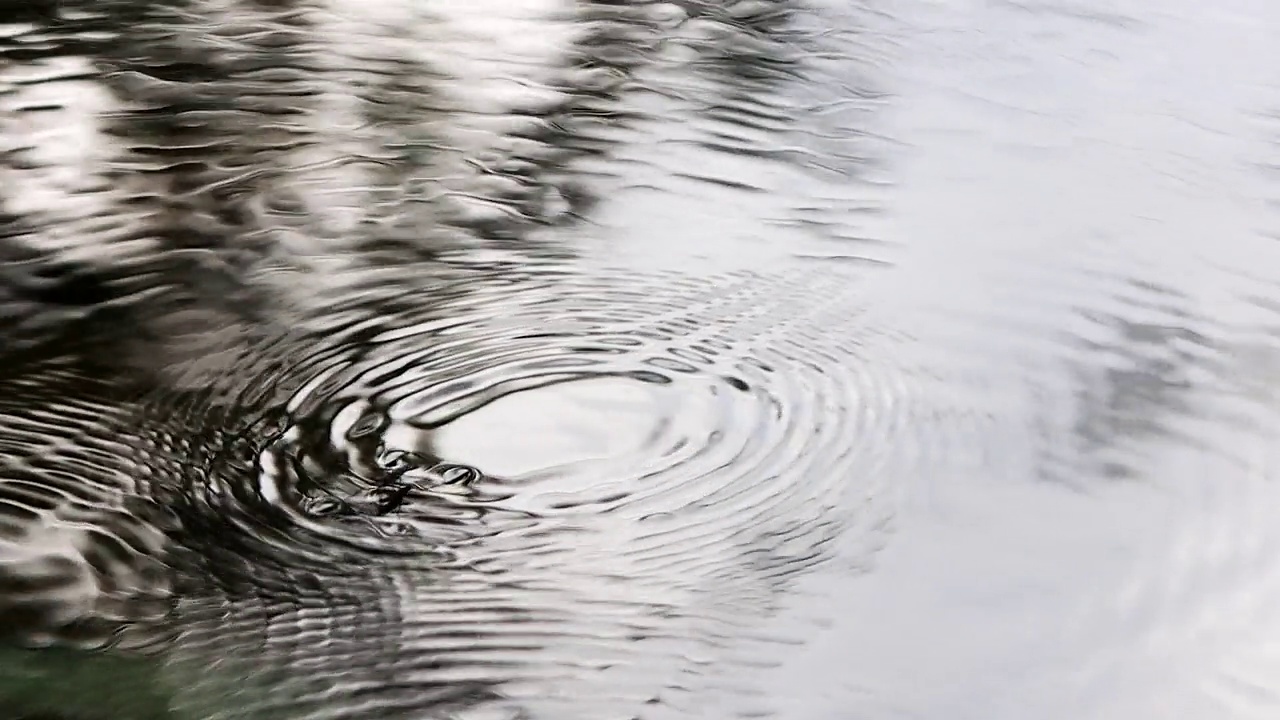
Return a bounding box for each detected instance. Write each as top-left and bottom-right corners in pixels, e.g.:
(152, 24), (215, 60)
(1042, 276), (1221, 485)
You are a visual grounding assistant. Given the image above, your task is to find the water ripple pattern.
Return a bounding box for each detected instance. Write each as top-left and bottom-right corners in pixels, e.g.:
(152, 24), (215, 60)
(146, 260), (910, 719)
(0, 1), (917, 719)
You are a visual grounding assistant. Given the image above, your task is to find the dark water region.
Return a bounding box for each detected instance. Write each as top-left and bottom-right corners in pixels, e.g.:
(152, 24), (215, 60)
(2, 0), (1280, 718)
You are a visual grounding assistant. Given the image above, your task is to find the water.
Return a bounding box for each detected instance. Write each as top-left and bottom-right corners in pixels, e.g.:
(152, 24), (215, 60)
(4, 0), (1280, 718)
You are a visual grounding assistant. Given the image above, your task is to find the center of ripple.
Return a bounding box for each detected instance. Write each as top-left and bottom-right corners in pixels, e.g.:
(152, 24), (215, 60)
(434, 375), (680, 478)
(426, 371), (759, 519)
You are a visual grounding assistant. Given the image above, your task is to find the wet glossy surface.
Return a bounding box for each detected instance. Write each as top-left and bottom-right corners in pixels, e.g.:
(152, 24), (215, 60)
(4, 0), (1280, 718)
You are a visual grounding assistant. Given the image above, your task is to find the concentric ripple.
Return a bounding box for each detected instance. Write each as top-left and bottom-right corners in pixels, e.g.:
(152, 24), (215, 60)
(148, 260), (914, 719)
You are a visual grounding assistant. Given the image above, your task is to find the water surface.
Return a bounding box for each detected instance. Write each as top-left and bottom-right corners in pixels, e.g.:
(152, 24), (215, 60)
(5, 1), (1280, 719)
